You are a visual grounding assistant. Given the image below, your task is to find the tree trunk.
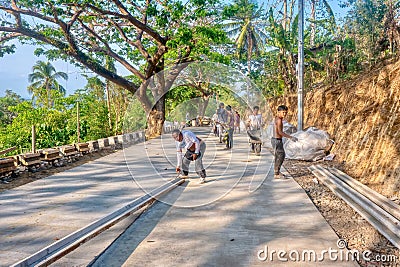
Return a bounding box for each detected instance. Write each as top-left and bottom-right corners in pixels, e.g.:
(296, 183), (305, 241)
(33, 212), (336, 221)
(288, 52), (297, 92)
(278, 49), (297, 93)
(146, 95), (165, 139)
(199, 94), (210, 117)
(46, 80), (50, 108)
(247, 31), (253, 75)
(139, 61), (187, 139)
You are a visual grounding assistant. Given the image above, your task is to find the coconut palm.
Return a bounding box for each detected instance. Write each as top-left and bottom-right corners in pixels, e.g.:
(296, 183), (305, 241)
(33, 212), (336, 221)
(223, 0), (268, 75)
(28, 61), (68, 107)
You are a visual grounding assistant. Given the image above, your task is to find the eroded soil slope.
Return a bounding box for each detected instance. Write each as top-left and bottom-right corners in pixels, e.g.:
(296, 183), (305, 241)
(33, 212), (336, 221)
(269, 59), (400, 198)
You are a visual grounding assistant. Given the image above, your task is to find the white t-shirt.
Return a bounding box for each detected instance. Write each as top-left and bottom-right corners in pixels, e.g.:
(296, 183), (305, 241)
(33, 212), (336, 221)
(175, 130), (200, 167)
(248, 114), (263, 130)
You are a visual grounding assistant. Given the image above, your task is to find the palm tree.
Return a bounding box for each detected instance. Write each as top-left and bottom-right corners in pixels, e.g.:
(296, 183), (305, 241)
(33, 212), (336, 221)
(223, 0), (268, 75)
(28, 61), (68, 107)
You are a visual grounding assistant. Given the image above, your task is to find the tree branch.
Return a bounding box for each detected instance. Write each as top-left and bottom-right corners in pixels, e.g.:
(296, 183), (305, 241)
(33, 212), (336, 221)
(0, 25), (138, 94)
(145, 45), (167, 79)
(109, 0), (167, 45)
(67, 2), (166, 45)
(136, 0), (150, 41)
(137, 79), (153, 112)
(107, 18), (151, 61)
(0, 5), (57, 25)
(67, 7), (84, 30)
(78, 19), (145, 81)
(0, 32), (21, 42)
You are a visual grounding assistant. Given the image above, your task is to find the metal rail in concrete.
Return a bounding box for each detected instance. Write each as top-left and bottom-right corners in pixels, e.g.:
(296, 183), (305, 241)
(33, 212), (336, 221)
(11, 178), (184, 267)
(309, 165), (400, 249)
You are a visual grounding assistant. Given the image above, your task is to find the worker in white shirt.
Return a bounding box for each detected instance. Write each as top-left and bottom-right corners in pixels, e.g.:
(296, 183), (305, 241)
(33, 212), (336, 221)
(171, 129), (207, 183)
(246, 106), (264, 153)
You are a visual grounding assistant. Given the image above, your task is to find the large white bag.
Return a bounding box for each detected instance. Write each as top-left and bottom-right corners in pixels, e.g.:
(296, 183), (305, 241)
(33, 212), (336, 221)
(284, 127), (334, 161)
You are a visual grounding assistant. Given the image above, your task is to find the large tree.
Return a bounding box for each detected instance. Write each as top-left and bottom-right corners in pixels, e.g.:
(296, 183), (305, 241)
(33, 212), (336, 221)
(0, 0), (227, 138)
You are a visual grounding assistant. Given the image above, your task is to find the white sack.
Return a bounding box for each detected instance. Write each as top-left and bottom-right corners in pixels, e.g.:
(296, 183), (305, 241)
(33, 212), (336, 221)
(284, 127), (334, 161)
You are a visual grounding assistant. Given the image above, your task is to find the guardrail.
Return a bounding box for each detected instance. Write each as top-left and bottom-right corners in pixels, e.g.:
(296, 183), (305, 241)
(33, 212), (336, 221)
(309, 165), (400, 249)
(0, 130), (146, 182)
(0, 124), (179, 183)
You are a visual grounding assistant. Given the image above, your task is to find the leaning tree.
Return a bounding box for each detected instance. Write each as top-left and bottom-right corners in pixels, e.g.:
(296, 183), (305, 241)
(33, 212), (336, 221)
(0, 0), (228, 138)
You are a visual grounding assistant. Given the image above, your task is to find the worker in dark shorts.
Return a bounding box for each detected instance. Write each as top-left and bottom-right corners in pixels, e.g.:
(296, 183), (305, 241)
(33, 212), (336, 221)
(272, 105), (298, 179)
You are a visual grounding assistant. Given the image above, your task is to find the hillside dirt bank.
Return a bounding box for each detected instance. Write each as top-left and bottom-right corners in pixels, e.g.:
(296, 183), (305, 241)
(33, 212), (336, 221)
(269, 59), (399, 197)
(268, 58), (400, 266)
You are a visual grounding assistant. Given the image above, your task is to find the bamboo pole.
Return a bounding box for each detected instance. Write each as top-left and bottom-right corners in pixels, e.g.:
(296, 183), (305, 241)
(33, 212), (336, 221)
(77, 101), (80, 143)
(31, 125), (36, 153)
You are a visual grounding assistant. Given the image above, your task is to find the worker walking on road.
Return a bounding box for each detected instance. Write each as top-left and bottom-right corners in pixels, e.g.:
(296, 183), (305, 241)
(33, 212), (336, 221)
(225, 105), (234, 149)
(246, 105), (263, 153)
(272, 105), (298, 179)
(172, 129), (207, 183)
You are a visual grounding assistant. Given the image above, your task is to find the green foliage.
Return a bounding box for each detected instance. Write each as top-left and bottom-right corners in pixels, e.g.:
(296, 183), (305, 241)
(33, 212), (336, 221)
(266, 9), (296, 51)
(0, 90), (23, 125)
(343, 0), (388, 60)
(0, 44), (16, 57)
(0, 0), (233, 139)
(222, 0), (267, 74)
(166, 85), (201, 120)
(1, 101), (45, 152)
(0, 86), (115, 153)
(70, 93), (111, 142)
(123, 98), (147, 132)
(252, 51), (285, 97)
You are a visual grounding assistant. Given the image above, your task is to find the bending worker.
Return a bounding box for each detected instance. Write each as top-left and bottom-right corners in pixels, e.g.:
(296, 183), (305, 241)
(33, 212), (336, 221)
(171, 129), (207, 183)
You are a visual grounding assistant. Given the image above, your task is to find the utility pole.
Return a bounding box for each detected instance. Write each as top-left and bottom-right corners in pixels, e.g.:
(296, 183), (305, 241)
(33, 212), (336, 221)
(297, 0), (304, 131)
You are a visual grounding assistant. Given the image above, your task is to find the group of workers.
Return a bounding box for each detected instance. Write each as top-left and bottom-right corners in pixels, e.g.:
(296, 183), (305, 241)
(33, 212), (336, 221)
(171, 104), (298, 183)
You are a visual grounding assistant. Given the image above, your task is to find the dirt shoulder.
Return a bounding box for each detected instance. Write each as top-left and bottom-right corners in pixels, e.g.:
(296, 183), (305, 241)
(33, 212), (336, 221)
(283, 159), (400, 267)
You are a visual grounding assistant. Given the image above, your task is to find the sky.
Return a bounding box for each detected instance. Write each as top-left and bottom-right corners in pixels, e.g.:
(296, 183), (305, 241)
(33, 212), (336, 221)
(0, 1), (348, 99)
(0, 45), (88, 99)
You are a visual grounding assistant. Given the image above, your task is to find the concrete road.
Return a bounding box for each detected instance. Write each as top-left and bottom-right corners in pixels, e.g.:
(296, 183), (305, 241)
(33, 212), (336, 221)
(0, 127), (358, 266)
